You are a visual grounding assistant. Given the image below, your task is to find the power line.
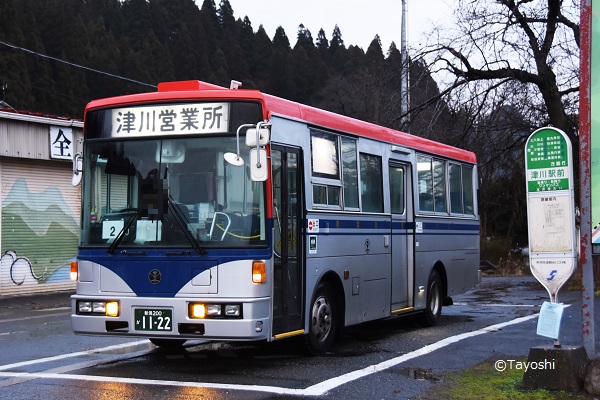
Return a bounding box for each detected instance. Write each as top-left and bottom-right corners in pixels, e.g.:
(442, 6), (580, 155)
(0, 40), (157, 89)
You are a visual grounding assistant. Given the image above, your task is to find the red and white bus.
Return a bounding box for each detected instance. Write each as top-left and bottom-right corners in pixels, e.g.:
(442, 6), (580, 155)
(71, 79), (480, 353)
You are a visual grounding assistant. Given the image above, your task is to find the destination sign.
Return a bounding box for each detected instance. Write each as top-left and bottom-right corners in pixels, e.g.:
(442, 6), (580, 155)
(110, 102), (230, 137)
(525, 128), (569, 192)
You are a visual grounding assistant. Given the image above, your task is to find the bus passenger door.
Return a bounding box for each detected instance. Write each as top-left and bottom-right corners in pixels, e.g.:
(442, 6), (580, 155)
(389, 162), (412, 311)
(271, 145), (304, 337)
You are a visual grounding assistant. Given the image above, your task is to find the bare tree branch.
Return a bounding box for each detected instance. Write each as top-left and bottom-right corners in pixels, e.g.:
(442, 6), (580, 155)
(418, 0), (579, 136)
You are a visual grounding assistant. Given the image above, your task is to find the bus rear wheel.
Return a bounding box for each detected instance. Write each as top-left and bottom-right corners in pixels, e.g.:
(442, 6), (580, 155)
(306, 282), (338, 355)
(420, 270), (442, 327)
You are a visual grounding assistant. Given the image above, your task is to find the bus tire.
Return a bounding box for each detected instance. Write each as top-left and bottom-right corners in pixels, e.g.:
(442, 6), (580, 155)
(420, 270), (442, 327)
(149, 338), (187, 348)
(306, 282), (337, 355)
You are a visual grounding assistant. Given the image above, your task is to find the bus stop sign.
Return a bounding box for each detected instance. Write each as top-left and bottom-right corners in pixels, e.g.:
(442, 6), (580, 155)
(525, 127), (577, 301)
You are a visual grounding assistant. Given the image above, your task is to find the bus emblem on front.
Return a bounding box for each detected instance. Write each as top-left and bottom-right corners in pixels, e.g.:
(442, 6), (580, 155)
(148, 269), (162, 285)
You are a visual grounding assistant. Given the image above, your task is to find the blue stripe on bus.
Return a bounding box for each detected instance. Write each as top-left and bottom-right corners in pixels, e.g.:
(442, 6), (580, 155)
(421, 222), (480, 231)
(77, 247), (271, 297)
(307, 219), (479, 235)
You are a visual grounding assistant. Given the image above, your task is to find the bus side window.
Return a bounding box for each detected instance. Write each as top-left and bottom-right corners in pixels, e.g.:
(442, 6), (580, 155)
(449, 163), (475, 215)
(359, 153), (383, 213)
(389, 166), (405, 215)
(449, 163), (463, 214)
(462, 165), (475, 215)
(417, 156), (434, 212)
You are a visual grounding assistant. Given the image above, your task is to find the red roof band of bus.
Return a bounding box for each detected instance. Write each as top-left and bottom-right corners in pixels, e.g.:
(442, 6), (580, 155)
(85, 80), (477, 164)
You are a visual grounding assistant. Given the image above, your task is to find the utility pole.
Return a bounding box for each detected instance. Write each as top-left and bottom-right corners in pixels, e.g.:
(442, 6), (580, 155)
(400, 0), (410, 130)
(579, 0), (595, 358)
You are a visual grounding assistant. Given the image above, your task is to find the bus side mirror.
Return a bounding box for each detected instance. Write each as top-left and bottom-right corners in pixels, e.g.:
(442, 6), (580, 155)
(249, 148), (267, 181)
(247, 122), (270, 182)
(224, 122), (270, 181)
(72, 153), (83, 186)
(245, 127), (270, 146)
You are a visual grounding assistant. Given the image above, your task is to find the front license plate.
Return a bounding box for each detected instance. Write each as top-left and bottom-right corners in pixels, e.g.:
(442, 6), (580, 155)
(134, 308), (172, 331)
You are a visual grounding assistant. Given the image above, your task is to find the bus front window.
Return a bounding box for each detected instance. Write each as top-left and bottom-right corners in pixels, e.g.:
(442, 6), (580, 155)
(80, 136), (266, 249)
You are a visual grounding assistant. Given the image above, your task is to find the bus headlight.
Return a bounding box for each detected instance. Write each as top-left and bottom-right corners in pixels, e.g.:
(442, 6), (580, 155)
(77, 300), (119, 317)
(92, 301), (106, 313)
(188, 303), (242, 319)
(78, 301), (92, 313)
(206, 304), (222, 316)
(225, 305), (240, 317)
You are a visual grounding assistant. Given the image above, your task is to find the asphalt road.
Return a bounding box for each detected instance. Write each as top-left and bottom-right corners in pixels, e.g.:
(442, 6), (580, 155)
(0, 276), (597, 399)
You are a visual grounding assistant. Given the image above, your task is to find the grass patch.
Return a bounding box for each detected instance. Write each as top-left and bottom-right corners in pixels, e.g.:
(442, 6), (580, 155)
(417, 356), (590, 400)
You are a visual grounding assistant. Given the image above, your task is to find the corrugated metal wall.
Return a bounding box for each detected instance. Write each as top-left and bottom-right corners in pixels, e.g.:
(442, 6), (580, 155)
(1, 156), (81, 296)
(2, 119), (57, 159)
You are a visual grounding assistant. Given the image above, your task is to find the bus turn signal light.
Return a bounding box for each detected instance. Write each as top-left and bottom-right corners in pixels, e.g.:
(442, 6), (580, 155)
(106, 301), (120, 317)
(70, 261), (78, 281)
(252, 261), (266, 283)
(191, 304), (206, 319)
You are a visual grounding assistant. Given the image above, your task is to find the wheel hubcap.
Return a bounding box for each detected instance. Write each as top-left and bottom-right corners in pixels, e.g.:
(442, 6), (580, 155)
(311, 295), (332, 341)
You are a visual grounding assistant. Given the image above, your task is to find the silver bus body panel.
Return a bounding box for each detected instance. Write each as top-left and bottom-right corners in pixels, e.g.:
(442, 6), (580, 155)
(305, 212), (392, 327)
(272, 115), (480, 330)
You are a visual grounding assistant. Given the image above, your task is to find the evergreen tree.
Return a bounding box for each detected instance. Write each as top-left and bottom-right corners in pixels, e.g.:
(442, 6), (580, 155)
(295, 24), (314, 54)
(272, 26), (291, 52)
(199, 0), (222, 44)
(290, 45), (312, 103)
(328, 25), (348, 73)
(365, 35), (384, 65)
(250, 26), (273, 89)
(0, 0), (32, 110)
(269, 27), (294, 98)
(330, 25), (344, 50)
(316, 29), (329, 50)
(0, 0), (449, 139)
(172, 25), (201, 80)
(218, 0), (236, 30)
(221, 29), (251, 85)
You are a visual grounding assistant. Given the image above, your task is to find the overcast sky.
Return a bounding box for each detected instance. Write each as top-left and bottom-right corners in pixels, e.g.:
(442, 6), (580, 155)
(220, 0), (455, 52)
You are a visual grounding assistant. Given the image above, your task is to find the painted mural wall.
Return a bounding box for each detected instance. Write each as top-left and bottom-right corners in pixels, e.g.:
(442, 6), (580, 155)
(1, 170), (79, 295)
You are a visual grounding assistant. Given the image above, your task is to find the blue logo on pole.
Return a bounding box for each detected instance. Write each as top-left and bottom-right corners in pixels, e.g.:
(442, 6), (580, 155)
(547, 270), (558, 281)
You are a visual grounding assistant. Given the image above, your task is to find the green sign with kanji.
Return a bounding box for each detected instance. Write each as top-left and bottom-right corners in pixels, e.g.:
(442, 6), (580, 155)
(525, 127), (571, 193)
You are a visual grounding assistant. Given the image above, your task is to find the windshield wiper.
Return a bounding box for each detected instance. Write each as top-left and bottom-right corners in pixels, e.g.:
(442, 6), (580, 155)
(107, 208), (142, 255)
(168, 195), (207, 255)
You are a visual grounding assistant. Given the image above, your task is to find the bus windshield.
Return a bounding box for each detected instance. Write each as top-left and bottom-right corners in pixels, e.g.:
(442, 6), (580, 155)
(80, 136), (266, 249)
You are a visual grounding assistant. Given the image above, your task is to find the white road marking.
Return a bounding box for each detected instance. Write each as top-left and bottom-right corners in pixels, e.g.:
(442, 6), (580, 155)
(0, 312), (543, 396)
(0, 331), (26, 336)
(0, 340), (149, 371)
(453, 302), (539, 307)
(0, 312), (69, 324)
(34, 307), (71, 312)
(0, 348), (154, 388)
(303, 312), (542, 396)
(0, 371), (306, 395)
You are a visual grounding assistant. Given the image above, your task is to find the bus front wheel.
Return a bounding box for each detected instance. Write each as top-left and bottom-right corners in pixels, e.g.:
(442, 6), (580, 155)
(420, 270), (443, 327)
(306, 282), (338, 354)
